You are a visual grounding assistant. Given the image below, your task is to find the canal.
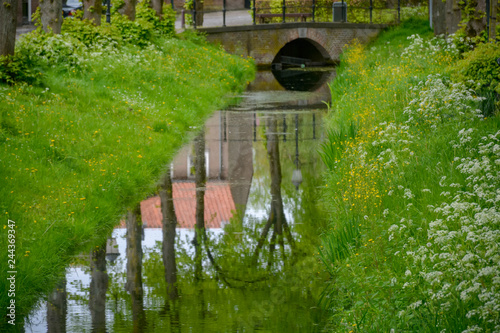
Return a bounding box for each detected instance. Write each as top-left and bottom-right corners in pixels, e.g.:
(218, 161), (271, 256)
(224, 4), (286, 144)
(26, 68), (335, 332)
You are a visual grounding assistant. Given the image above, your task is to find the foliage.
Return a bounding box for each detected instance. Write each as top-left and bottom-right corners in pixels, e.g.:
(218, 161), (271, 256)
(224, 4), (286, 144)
(111, 13), (156, 47)
(178, 28), (208, 45)
(320, 18), (500, 332)
(1, 3), (178, 85)
(61, 16), (122, 47)
(451, 42), (500, 115)
(136, 3), (176, 37)
(0, 54), (41, 85)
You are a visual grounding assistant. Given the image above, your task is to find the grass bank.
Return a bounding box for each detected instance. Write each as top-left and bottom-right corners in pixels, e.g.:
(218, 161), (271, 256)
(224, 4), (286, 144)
(320, 18), (500, 331)
(0, 14), (254, 327)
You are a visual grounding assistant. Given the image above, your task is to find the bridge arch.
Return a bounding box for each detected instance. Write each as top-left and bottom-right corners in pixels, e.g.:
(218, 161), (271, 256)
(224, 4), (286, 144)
(201, 23), (385, 67)
(272, 38), (331, 67)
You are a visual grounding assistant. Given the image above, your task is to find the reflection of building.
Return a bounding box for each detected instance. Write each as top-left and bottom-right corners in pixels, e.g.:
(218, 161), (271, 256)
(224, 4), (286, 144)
(141, 182), (235, 228)
(139, 111), (254, 229)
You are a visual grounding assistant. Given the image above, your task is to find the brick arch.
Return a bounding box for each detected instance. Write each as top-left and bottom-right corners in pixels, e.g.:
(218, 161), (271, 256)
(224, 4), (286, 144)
(201, 23), (385, 67)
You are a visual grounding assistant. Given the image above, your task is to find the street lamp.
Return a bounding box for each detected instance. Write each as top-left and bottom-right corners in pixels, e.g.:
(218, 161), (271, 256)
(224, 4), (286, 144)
(106, 238), (120, 263)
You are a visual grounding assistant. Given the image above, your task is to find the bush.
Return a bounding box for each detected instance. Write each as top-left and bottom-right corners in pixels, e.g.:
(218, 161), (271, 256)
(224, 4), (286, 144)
(0, 54), (41, 85)
(451, 42), (500, 115)
(62, 16), (122, 47)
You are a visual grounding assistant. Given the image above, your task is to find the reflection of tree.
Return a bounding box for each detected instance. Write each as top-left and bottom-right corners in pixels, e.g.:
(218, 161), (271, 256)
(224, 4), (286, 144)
(47, 278), (67, 333)
(125, 206), (146, 332)
(90, 241), (108, 333)
(253, 115), (296, 268)
(193, 130), (206, 283)
(160, 166), (178, 301)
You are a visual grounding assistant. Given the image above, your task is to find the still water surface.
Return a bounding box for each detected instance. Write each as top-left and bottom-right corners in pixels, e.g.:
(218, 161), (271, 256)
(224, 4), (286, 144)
(26, 69), (335, 332)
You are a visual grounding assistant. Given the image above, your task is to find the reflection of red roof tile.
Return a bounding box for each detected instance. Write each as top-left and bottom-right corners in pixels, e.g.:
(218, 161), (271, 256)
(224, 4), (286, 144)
(138, 182), (235, 229)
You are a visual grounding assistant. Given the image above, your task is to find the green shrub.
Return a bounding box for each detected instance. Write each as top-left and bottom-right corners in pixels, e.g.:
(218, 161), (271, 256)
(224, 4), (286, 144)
(0, 54), (41, 85)
(451, 42), (500, 115)
(62, 17), (122, 47)
(136, 2), (176, 37)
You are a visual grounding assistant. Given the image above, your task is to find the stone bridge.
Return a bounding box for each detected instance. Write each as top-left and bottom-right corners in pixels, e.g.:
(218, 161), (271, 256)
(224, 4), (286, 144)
(199, 22), (387, 67)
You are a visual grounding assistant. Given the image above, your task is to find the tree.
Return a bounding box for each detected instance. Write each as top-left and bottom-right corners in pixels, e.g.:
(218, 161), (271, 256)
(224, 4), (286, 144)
(194, 0), (203, 27)
(83, 0), (103, 25)
(89, 242), (107, 333)
(193, 130), (206, 282)
(120, 0), (137, 20)
(149, 0), (162, 19)
(464, 0), (487, 37)
(125, 206), (146, 330)
(160, 166), (179, 300)
(40, 0), (63, 33)
(431, 0), (460, 35)
(0, 0), (18, 56)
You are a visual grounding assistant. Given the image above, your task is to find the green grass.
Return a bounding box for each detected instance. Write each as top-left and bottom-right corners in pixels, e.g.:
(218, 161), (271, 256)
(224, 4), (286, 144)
(0, 28), (254, 327)
(320, 18), (500, 331)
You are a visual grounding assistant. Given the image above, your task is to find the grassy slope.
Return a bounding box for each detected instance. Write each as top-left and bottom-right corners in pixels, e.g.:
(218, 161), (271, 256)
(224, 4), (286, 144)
(0, 34), (254, 326)
(320, 18), (500, 331)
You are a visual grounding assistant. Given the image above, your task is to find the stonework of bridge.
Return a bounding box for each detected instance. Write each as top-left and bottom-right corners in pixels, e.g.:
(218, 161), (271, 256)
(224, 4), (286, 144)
(199, 22), (387, 67)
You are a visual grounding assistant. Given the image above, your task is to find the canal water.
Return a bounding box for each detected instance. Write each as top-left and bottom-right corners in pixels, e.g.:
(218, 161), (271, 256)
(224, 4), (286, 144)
(26, 69), (335, 332)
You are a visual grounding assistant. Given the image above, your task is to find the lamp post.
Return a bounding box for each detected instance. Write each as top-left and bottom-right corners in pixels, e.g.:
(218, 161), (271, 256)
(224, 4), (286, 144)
(106, 238), (120, 263)
(291, 114), (302, 190)
(105, 0), (111, 23)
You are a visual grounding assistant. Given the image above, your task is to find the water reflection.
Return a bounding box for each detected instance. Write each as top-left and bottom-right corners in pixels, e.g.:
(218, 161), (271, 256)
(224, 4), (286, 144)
(25, 69), (333, 332)
(125, 207), (146, 332)
(252, 114), (295, 268)
(47, 278), (67, 333)
(89, 241), (107, 333)
(272, 69), (333, 92)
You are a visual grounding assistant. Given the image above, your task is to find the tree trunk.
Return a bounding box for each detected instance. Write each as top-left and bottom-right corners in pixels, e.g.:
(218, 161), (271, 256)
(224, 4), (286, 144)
(194, 0), (203, 26)
(0, 0), (17, 56)
(150, 0), (162, 18)
(465, 0), (487, 37)
(40, 0), (63, 34)
(267, 115), (284, 238)
(126, 206), (143, 294)
(83, 0), (103, 25)
(47, 278), (67, 333)
(120, 0), (137, 20)
(160, 166), (179, 300)
(490, 0), (498, 40)
(89, 241), (108, 333)
(445, 0), (461, 35)
(125, 206), (146, 331)
(193, 130), (206, 282)
(432, 0), (446, 35)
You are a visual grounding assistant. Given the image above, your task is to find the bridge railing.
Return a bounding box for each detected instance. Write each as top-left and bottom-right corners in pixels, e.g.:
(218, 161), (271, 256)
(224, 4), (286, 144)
(183, 0), (428, 28)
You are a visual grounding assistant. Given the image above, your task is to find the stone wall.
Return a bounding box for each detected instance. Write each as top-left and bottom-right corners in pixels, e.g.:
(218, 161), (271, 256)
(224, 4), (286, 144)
(200, 22), (385, 66)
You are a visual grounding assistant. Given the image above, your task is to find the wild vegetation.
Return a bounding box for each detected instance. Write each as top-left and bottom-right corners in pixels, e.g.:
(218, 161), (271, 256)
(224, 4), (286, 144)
(319, 18), (500, 331)
(0, 8), (254, 326)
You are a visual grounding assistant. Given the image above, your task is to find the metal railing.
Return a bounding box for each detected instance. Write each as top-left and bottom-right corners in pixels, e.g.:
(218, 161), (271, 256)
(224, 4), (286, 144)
(179, 0), (426, 28)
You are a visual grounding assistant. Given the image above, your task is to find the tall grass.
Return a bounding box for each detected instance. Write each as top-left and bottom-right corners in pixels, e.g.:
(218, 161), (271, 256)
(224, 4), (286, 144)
(320, 18), (500, 332)
(0, 23), (254, 326)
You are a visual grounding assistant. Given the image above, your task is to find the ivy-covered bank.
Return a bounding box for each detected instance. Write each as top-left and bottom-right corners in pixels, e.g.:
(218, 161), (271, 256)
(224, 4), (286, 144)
(320, 19), (500, 332)
(0, 9), (254, 327)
